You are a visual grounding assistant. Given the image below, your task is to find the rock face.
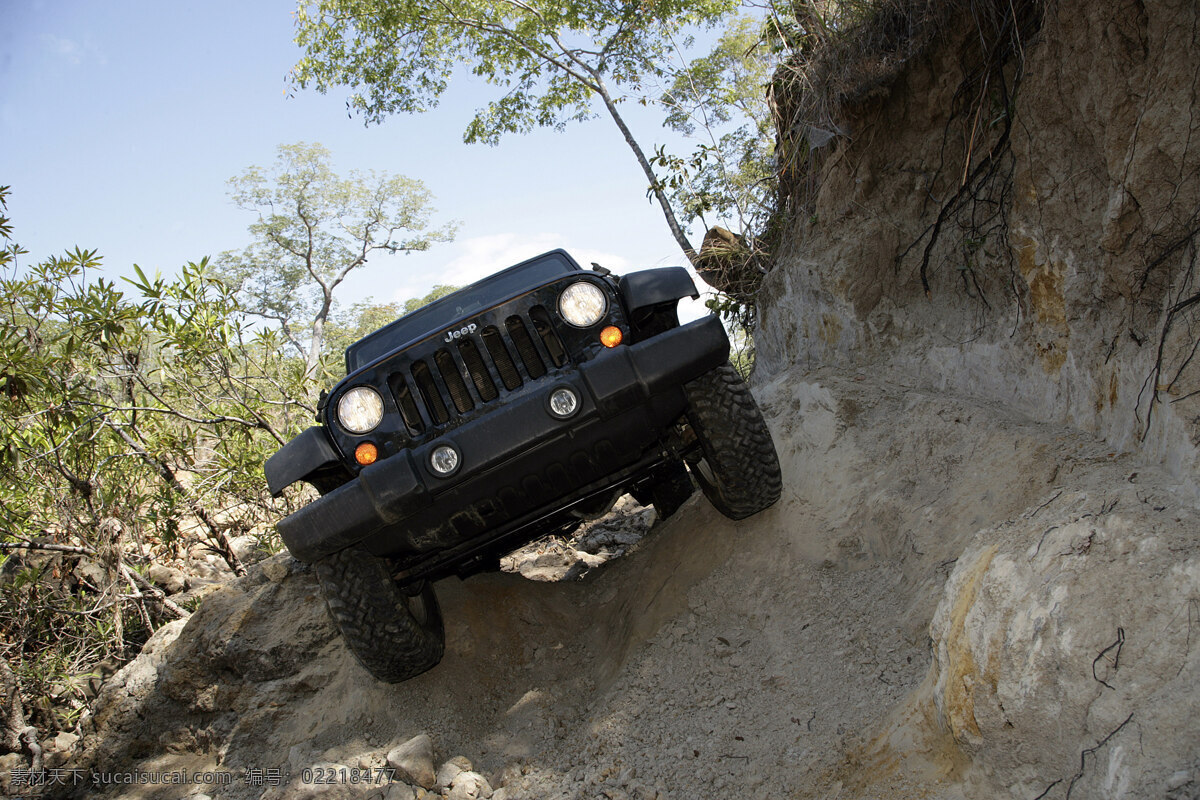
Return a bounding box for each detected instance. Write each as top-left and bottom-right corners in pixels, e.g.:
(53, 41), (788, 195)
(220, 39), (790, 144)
(930, 487), (1200, 797)
(42, 0), (1200, 797)
(757, 0), (1200, 478)
(839, 465), (1200, 799)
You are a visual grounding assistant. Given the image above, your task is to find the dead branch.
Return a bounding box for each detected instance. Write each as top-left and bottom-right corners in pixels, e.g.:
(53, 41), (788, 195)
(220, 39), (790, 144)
(0, 538), (190, 620)
(107, 423), (246, 577)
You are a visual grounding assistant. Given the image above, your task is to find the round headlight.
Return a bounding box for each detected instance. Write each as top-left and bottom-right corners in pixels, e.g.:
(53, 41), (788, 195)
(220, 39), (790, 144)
(337, 386), (384, 434)
(558, 281), (607, 328)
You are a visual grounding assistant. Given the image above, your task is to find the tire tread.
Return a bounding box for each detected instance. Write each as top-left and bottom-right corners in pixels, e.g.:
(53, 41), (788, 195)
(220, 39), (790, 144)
(684, 362), (782, 520)
(315, 547), (444, 683)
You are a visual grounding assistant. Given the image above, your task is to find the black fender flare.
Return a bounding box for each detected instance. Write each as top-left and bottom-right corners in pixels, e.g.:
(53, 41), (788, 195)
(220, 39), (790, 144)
(617, 267), (699, 313)
(264, 426), (341, 496)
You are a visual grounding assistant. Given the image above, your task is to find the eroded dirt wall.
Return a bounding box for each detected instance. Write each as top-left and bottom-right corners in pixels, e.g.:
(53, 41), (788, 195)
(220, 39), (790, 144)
(757, 0), (1200, 482)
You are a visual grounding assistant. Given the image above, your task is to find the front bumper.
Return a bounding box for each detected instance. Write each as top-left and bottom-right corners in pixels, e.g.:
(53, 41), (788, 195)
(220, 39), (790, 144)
(272, 315), (729, 563)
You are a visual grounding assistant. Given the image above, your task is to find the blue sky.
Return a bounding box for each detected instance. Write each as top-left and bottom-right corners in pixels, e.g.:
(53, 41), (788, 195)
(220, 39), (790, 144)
(1, 0), (709, 315)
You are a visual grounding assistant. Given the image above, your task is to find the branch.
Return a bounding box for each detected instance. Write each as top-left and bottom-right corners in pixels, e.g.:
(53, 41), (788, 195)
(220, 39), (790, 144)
(0, 540), (92, 556)
(92, 401), (271, 433)
(0, 538), (190, 619)
(597, 11), (635, 64)
(238, 308), (307, 358)
(129, 368), (287, 446)
(330, 223), (375, 287)
(106, 423), (247, 577)
(263, 228), (310, 260)
(296, 195), (328, 296)
(425, 0), (602, 92)
(119, 562), (184, 623)
(592, 74), (696, 260)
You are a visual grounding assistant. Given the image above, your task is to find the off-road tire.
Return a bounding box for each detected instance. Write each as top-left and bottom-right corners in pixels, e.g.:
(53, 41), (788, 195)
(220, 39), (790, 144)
(683, 362), (782, 520)
(314, 546), (445, 683)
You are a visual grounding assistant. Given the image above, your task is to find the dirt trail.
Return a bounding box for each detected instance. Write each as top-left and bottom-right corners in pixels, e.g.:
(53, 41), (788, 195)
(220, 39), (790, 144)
(53, 363), (1198, 799)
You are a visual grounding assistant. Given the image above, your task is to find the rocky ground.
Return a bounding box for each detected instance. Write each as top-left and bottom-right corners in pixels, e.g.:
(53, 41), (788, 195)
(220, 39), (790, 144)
(11, 362), (1196, 800)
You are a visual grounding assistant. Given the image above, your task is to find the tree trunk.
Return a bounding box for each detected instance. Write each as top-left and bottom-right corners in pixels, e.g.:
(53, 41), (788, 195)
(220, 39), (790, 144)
(594, 79), (697, 264)
(304, 316), (325, 380)
(304, 291), (334, 381)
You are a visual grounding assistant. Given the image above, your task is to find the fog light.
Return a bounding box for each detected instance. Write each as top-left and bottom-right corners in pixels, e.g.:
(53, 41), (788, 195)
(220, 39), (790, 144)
(600, 326), (623, 348)
(549, 387), (579, 418)
(354, 442), (378, 466)
(429, 445), (460, 476)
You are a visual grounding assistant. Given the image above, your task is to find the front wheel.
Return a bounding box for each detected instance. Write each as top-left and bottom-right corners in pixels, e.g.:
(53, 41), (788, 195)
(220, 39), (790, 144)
(683, 362), (782, 520)
(314, 546), (445, 683)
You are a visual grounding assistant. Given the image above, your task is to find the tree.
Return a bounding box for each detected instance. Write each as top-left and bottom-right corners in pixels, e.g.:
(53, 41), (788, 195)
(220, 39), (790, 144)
(1, 185), (315, 744)
(656, 14), (778, 242)
(290, 0), (737, 264)
(218, 142), (455, 381)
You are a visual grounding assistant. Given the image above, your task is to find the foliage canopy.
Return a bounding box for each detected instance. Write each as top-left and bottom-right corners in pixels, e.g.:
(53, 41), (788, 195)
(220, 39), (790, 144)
(293, 0), (735, 140)
(291, 0), (739, 260)
(657, 13), (777, 240)
(0, 185), (315, 741)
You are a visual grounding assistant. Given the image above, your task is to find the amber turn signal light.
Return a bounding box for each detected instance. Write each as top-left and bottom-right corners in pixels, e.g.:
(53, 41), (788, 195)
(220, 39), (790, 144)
(355, 442), (379, 466)
(600, 326), (623, 348)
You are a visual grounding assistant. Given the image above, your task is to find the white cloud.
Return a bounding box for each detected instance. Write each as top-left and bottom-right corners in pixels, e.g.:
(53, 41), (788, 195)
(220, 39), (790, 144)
(439, 232), (564, 285)
(41, 34), (106, 66)
(389, 233), (634, 304)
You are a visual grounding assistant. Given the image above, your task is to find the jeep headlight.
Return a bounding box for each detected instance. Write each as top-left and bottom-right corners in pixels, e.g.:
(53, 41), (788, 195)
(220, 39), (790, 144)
(558, 281), (607, 327)
(337, 386), (384, 434)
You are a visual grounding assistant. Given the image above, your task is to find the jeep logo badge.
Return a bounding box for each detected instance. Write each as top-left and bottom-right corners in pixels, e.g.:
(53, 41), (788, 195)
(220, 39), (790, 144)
(443, 323), (478, 343)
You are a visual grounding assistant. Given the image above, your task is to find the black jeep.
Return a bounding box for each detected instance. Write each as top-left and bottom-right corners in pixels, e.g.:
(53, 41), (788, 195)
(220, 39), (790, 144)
(265, 250), (781, 682)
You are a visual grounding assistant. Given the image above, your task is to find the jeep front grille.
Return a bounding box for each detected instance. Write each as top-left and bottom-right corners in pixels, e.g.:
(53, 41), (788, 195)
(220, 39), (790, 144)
(409, 359), (448, 426)
(390, 307), (568, 435)
(482, 326), (521, 391)
(506, 315), (546, 379)
(458, 338), (499, 402)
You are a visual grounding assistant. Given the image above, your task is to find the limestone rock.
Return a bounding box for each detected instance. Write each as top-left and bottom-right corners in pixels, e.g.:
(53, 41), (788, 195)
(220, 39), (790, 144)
(261, 555), (294, 583)
(44, 730), (80, 768)
(436, 756), (473, 791)
(0, 753), (26, 796)
(447, 771), (492, 800)
(148, 563), (187, 594)
(387, 734), (437, 789)
(929, 484), (1200, 796)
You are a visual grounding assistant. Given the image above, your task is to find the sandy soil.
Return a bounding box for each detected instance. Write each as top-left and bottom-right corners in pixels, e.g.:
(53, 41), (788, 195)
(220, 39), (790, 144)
(51, 360), (1200, 800)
